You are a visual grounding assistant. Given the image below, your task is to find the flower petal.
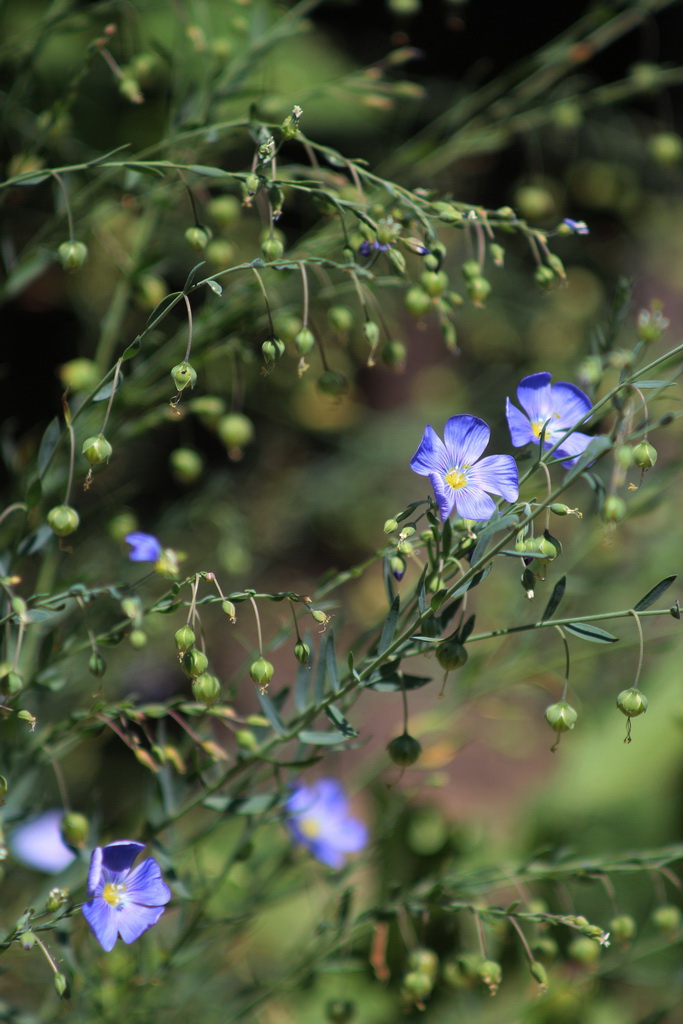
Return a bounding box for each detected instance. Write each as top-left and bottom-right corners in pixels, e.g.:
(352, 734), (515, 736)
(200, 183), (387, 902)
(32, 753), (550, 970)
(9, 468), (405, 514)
(505, 398), (536, 448)
(101, 841), (145, 876)
(443, 415), (490, 465)
(553, 430), (594, 466)
(125, 532), (162, 562)
(325, 818), (369, 853)
(469, 455), (519, 502)
(310, 840), (346, 870)
(516, 373), (552, 421)
(429, 472), (457, 522)
(547, 382), (592, 428)
(453, 486), (496, 521)
(410, 425), (449, 478)
(125, 857), (172, 907)
(9, 810), (77, 875)
(116, 902), (167, 945)
(83, 897), (119, 952)
(87, 846), (104, 895)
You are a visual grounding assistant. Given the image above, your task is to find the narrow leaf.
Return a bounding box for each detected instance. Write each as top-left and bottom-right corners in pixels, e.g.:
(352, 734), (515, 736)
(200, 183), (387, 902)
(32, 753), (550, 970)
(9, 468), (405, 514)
(121, 336), (141, 360)
(38, 417), (61, 479)
(325, 631), (340, 692)
(450, 563), (492, 599)
(378, 595), (400, 655)
(415, 566), (428, 615)
(92, 375), (123, 402)
(313, 634), (328, 703)
(207, 279), (223, 295)
(146, 291), (180, 327)
(634, 380), (677, 388)
(187, 164), (232, 178)
(564, 622), (619, 644)
(325, 704), (358, 737)
(257, 691), (287, 736)
(633, 576), (677, 612)
(541, 575), (566, 622)
(184, 261), (207, 292)
(204, 793), (279, 814)
(299, 729), (353, 746)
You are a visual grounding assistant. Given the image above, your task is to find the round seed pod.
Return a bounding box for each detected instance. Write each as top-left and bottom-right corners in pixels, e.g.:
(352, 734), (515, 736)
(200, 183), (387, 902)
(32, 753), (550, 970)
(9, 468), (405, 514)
(47, 505), (80, 536)
(387, 732), (422, 767)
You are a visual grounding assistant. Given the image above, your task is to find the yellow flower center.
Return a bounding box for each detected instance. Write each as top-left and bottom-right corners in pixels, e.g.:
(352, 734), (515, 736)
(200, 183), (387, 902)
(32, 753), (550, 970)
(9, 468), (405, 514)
(103, 882), (127, 907)
(531, 413), (560, 438)
(445, 467), (468, 490)
(299, 816), (322, 839)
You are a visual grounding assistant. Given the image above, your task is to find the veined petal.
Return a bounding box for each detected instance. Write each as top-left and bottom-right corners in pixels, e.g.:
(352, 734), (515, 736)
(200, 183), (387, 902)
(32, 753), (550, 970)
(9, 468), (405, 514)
(453, 486), (496, 521)
(443, 415), (490, 465)
(125, 858), (172, 906)
(310, 840), (346, 870)
(116, 902), (167, 945)
(548, 382), (592, 428)
(101, 841), (145, 876)
(506, 398), (537, 448)
(429, 472), (458, 522)
(469, 455), (519, 502)
(410, 425), (449, 478)
(553, 430), (594, 465)
(87, 846), (104, 895)
(516, 373), (552, 421)
(83, 898), (119, 952)
(125, 532), (162, 562)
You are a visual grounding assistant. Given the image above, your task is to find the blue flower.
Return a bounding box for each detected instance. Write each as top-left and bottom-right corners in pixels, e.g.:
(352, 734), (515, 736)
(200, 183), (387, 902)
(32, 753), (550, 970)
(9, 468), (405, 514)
(358, 239), (392, 257)
(410, 415), (519, 522)
(285, 779), (368, 869)
(505, 372), (593, 466)
(562, 218), (589, 235)
(9, 810), (77, 874)
(125, 532), (162, 562)
(82, 841), (171, 952)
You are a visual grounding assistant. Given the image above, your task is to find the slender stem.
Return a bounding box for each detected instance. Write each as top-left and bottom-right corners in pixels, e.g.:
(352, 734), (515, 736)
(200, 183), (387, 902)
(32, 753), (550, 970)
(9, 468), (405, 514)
(182, 294), (194, 363)
(553, 625), (570, 700)
(100, 358), (121, 435)
(52, 172), (74, 241)
(629, 609), (645, 688)
(250, 267), (275, 337)
(468, 605), (668, 643)
(249, 596), (264, 654)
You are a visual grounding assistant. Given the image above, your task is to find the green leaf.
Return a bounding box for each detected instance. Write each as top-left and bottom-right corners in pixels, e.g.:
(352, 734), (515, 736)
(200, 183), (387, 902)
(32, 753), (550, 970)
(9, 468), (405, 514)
(121, 336), (141, 360)
(184, 261), (207, 292)
(564, 622), (619, 644)
(122, 162), (166, 179)
(325, 704), (358, 737)
(204, 793), (279, 814)
(294, 654), (311, 713)
(147, 291), (181, 327)
(313, 635), (328, 703)
(470, 511), (519, 565)
(450, 563), (492, 599)
(378, 595), (400, 655)
(564, 436), (612, 479)
(187, 164), (233, 178)
(257, 691), (287, 736)
(326, 631), (340, 692)
(207, 278), (223, 295)
(299, 729), (354, 746)
(541, 575), (566, 622)
(365, 665), (432, 692)
(415, 566), (428, 615)
(93, 375), (123, 402)
(38, 417), (61, 479)
(634, 380), (677, 388)
(633, 576), (677, 612)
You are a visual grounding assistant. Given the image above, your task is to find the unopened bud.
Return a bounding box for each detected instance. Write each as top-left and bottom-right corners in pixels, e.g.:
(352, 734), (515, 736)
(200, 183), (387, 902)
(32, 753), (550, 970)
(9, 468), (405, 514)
(128, 629), (147, 649)
(467, 275), (492, 306)
(47, 505), (80, 537)
(384, 518), (399, 534)
(58, 241), (88, 272)
(60, 811), (89, 849)
(182, 649), (209, 678)
(477, 958), (502, 995)
(82, 433), (113, 466)
(46, 887), (68, 912)
(609, 914), (636, 943)
(54, 973), (70, 999)
(401, 969), (433, 1002)
(616, 687), (648, 717)
(529, 961), (547, 987)
(261, 236), (284, 260)
(294, 328), (315, 356)
(651, 904), (682, 936)
(249, 656), (274, 688)
(632, 441), (657, 469)
(175, 626), (196, 653)
(217, 412), (254, 451)
(88, 652), (106, 677)
(544, 701), (577, 732)
(170, 447), (203, 484)
(404, 286), (432, 317)
(222, 600), (237, 622)
(184, 226), (210, 251)
(327, 305), (354, 333)
(601, 495), (626, 523)
(192, 672), (222, 705)
(20, 931), (36, 950)
(294, 640), (310, 665)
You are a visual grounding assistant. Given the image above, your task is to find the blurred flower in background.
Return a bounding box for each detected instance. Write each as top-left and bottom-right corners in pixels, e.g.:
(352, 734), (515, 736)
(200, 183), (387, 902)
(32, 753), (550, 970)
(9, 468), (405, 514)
(9, 810), (77, 874)
(285, 779), (368, 869)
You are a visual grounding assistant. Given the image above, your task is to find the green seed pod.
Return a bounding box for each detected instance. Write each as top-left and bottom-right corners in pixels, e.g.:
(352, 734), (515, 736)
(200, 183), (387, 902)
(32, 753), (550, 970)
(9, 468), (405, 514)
(58, 240), (88, 272)
(384, 518), (399, 534)
(601, 495), (626, 523)
(205, 238), (236, 269)
(46, 887), (68, 912)
(171, 362), (197, 392)
(544, 701), (577, 732)
(61, 811), (89, 850)
(192, 672), (222, 705)
(578, 355), (603, 388)
(249, 656), (274, 687)
(190, 395), (227, 426)
(88, 652), (106, 677)
(235, 728), (258, 751)
(170, 447), (203, 485)
(651, 904), (682, 936)
(261, 337), (285, 365)
(327, 305), (354, 333)
(534, 265), (556, 290)
(54, 973), (70, 1000)
(436, 638), (468, 671)
(530, 961), (548, 987)
(119, 75), (143, 104)
(222, 600), (237, 622)
(135, 273), (167, 311)
(616, 687), (648, 717)
(420, 270), (449, 297)
(261, 236), (284, 260)
(387, 732), (422, 767)
(381, 339), (407, 368)
(567, 935), (600, 967)
(47, 505), (80, 537)
(317, 370), (349, 398)
(632, 441), (657, 469)
(184, 226), (210, 251)
(401, 969), (433, 1002)
(217, 412), (255, 451)
(609, 914), (636, 943)
(82, 434), (113, 466)
(432, 201), (461, 223)
(489, 243), (505, 267)
(408, 948), (439, 981)
(294, 328), (315, 356)
(5, 672), (23, 694)
(443, 958), (474, 990)
(294, 640), (310, 666)
(461, 259), (481, 280)
(514, 184), (555, 221)
(477, 958), (502, 994)
(325, 999), (355, 1023)
(549, 503), (580, 517)
(182, 649), (209, 678)
(363, 321), (381, 348)
(245, 173), (261, 197)
(207, 194), (241, 228)
(175, 625), (196, 652)
(404, 286), (432, 317)
(128, 629), (147, 649)
(467, 276), (492, 306)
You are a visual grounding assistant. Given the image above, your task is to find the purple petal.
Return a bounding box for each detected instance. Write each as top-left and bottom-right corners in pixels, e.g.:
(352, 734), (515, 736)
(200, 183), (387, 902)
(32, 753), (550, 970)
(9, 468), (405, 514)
(83, 898), (119, 952)
(452, 487), (496, 521)
(125, 533), (162, 562)
(443, 415), (490, 465)
(9, 810), (77, 875)
(469, 455), (519, 502)
(101, 840), (145, 876)
(310, 778), (348, 814)
(429, 471), (458, 522)
(87, 846), (104, 894)
(516, 373), (553, 421)
(125, 858), (172, 906)
(116, 903), (167, 945)
(285, 783), (315, 816)
(547, 382), (592, 429)
(324, 818), (369, 853)
(310, 840), (346, 870)
(505, 398), (536, 449)
(410, 425), (449, 478)
(553, 430), (594, 466)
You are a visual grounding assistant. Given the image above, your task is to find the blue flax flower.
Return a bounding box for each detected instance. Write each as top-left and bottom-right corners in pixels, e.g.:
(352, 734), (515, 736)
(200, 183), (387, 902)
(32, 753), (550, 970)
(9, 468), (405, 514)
(562, 218), (589, 235)
(506, 372), (592, 466)
(410, 415), (519, 522)
(125, 532), (162, 562)
(82, 841), (171, 951)
(9, 810), (77, 874)
(285, 778), (368, 869)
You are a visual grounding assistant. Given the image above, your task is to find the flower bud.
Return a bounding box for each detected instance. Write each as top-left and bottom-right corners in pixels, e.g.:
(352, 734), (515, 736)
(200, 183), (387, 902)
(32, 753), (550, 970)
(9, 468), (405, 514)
(184, 226), (210, 251)
(222, 600), (237, 622)
(182, 649), (209, 678)
(609, 914), (636, 943)
(404, 286), (432, 317)
(262, 337), (285, 365)
(534, 265), (556, 290)
(420, 270), (448, 297)
(601, 495), (626, 523)
(325, 1000), (355, 1023)
(58, 358), (99, 391)
(461, 260), (481, 280)
(327, 305), (354, 333)
(632, 441), (657, 469)
(549, 503), (582, 517)
(477, 958), (502, 995)
(381, 339), (407, 369)
(436, 638), (468, 671)
(317, 370), (349, 398)
(236, 728), (258, 750)
(58, 240), (88, 272)
(20, 930), (36, 950)
(54, 973), (70, 999)
(217, 412), (255, 452)
(616, 687), (648, 717)
(261, 236), (284, 260)
(530, 961), (547, 988)
(294, 640), (310, 665)
(390, 555), (406, 581)
(408, 948), (438, 980)
(387, 732), (422, 766)
(175, 625), (196, 653)
(171, 361), (197, 392)
(46, 887), (68, 912)
(89, 652), (106, 677)
(192, 672), (222, 705)
(432, 201), (461, 223)
(467, 276), (492, 306)
(170, 447), (204, 485)
(245, 173), (261, 197)
(60, 811), (89, 849)
(249, 656), (274, 688)
(651, 904), (682, 936)
(294, 328), (315, 356)
(384, 518), (399, 534)
(81, 434), (113, 466)
(544, 701), (577, 732)
(47, 505), (80, 537)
